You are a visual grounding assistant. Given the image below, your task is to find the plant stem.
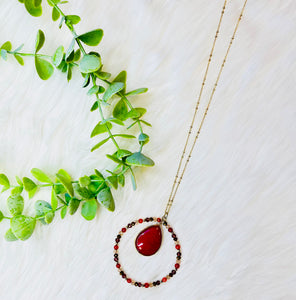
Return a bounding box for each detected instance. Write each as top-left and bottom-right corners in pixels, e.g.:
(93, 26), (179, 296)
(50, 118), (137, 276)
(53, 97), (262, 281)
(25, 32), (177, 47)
(7, 51), (51, 59)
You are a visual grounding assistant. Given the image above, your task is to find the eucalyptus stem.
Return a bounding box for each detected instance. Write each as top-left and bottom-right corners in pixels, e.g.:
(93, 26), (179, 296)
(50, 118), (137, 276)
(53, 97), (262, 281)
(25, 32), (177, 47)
(7, 51), (51, 59)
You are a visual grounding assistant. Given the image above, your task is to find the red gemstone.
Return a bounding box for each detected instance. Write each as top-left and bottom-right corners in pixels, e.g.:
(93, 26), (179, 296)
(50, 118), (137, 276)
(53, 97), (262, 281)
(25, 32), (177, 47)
(116, 263), (121, 268)
(135, 225), (162, 256)
(157, 218), (161, 222)
(127, 278), (132, 283)
(114, 245), (119, 250)
(175, 244), (180, 250)
(175, 263), (180, 269)
(162, 277), (167, 282)
(122, 228), (126, 233)
(168, 227), (173, 232)
(138, 218), (143, 223)
(144, 283), (150, 288)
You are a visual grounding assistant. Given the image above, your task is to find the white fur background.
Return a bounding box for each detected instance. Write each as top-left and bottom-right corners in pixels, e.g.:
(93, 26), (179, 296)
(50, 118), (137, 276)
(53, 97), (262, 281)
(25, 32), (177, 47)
(0, 0), (295, 299)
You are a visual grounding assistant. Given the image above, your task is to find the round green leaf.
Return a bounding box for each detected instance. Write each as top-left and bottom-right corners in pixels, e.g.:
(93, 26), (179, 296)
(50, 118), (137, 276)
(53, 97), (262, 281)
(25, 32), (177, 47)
(97, 188), (115, 212)
(52, 6), (60, 21)
(23, 177), (37, 191)
(10, 215), (36, 241)
(78, 29), (103, 46)
(91, 122), (112, 138)
(31, 168), (52, 183)
(113, 99), (128, 121)
(1, 41), (12, 51)
(81, 199), (98, 221)
(126, 152), (155, 167)
(45, 211), (54, 224)
(35, 57), (54, 80)
(103, 82), (124, 102)
(138, 133), (149, 145)
(66, 15), (81, 25)
(79, 176), (91, 187)
(69, 198), (80, 215)
(56, 169), (74, 196)
(0, 173), (10, 188)
(52, 46), (64, 67)
(35, 29), (45, 53)
(60, 206), (67, 219)
(7, 194), (24, 216)
(5, 228), (18, 242)
(79, 54), (101, 74)
(35, 200), (52, 224)
(24, 0), (42, 17)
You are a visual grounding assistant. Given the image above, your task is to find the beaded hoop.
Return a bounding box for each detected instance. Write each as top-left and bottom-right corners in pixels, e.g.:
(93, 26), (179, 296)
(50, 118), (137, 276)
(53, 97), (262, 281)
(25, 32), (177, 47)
(114, 217), (181, 288)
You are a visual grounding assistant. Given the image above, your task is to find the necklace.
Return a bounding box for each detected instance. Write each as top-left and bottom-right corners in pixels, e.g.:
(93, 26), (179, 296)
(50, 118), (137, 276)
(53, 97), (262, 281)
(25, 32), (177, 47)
(114, 0), (248, 288)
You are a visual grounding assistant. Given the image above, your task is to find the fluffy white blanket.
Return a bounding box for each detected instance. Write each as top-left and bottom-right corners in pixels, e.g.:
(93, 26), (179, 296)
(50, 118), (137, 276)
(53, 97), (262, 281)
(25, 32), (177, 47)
(0, 0), (295, 299)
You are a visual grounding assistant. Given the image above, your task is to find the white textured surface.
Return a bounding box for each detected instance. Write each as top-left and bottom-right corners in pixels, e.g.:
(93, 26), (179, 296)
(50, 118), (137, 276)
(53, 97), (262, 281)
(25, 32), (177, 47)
(0, 1), (295, 299)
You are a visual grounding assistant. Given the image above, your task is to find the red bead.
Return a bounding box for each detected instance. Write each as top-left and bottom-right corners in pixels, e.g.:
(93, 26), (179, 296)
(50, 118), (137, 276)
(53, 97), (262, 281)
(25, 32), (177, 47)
(122, 228), (126, 233)
(175, 244), (181, 250)
(175, 263), (180, 269)
(135, 225), (162, 256)
(168, 227), (173, 232)
(162, 277), (167, 282)
(116, 263), (121, 268)
(157, 218), (161, 222)
(138, 219), (143, 223)
(127, 278), (132, 283)
(144, 283), (150, 288)
(114, 245), (119, 250)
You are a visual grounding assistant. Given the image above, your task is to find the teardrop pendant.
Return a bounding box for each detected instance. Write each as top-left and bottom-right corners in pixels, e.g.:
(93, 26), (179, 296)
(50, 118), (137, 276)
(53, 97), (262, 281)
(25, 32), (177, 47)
(135, 225), (162, 256)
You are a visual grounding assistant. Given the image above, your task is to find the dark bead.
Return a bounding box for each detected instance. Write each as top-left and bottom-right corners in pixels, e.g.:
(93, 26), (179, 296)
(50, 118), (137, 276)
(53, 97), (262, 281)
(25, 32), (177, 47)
(122, 274), (126, 278)
(135, 282), (138, 286)
(150, 217), (153, 221)
(153, 282), (157, 286)
(120, 271), (124, 275)
(114, 254), (118, 258)
(172, 234), (177, 238)
(115, 238), (120, 243)
(131, 222), (135, 226)
(145, 218), (150, 222)
(177, 252), (182, 256)
(163, 221), (167, 226)
(138, 283), (142, 287)
(173, 238), (177, 241)
(169, 273), (173, 277)
(117, 235), (121, 239)
(127, 223), (132, 228)
(114, 258), (118, 262)
(156, 281), (160, 285)
(172, 270), (176, 275)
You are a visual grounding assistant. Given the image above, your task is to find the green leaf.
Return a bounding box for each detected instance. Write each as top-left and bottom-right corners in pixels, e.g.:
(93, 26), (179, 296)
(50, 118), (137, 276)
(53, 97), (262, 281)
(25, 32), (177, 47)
(90, 101), (98, 112)
(11, 186), (23, 195)
(11, 215), (36, 241)
(87, 85), (104, 96)
(35, 29), (45, 53)
(0, 49), (7, 60)
(94, 169), (104, 180)
(113, 134), (136, 139)
(67, 65), (72, 81)
(113, 71), (126, 94)
(24, 0), (42, 17)
(113, 98), (128, 121)
(5, 228), (18, 242)
(1, 41), (12, 51)
(108, 118), (124, 126)
(138, 133), (149, 145)
(81, 199), (98, 220)
(106, 154), (122, 165)
(125, 88), (148, 96)
(126, 152), (155, 167)
(7, 194), (24, 216)
(94, 71), (111, 80)
(52, 46), (64, 67)
(75, 186), (93, 199)
(130, 168), (137, 190)
(45, 211), (54, 224)
(35, 200), (52, 215)
(52, 6), (60, 21)
(0, 173), (10, 188)
(79, 54), (101, 74)
(14, 54), (24, 66)
(23, 177), (37, 192)
(91, 122), (112, 138)
(0, 211), (3, 222)
(16, 176), (23, 186)
(35, 57), (54, 80)
(56, 169), (74, 196)
(91, 137), (111, 152)
(106, 176), (118, 189)
(103, 82), (124, 102)
(74, 49), (81, 61)
(118, 174), (125, 187)
(78, 29), (103, 46)
(79, 176), (91, 187)
(140, 120), (152, 127)
(66, 15), (81, 24)
(31, 168), (52, 183)
(60, 206), (67, 219)
(125, 109), (141, 119)
(97, 188), (115, 212)
(65, 39), (75, 61)
(51, 189), (58, 211)
(116, 149), (132, 159)
(69, 198), (80, 215)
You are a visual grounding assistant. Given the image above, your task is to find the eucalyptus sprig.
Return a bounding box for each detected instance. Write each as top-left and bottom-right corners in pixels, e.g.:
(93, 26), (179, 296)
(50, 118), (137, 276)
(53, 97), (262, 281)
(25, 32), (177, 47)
(0, 0), (154, 242)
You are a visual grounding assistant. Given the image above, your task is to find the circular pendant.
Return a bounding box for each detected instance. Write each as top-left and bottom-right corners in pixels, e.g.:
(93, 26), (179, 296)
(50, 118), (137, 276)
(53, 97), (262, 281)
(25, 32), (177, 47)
(114, 217), (181, 288)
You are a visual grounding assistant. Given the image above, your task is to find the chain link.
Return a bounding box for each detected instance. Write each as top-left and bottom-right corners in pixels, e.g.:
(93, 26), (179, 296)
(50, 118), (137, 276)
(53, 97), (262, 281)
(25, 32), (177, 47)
(162, 0), (248, 221)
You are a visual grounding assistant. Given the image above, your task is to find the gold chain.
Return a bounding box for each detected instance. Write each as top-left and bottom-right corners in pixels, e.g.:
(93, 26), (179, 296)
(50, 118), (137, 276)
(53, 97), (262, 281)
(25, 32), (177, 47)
(162, 0), (248, 221)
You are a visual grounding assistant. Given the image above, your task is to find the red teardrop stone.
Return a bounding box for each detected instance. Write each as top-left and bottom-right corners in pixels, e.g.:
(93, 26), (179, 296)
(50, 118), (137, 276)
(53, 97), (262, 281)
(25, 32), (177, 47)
(135, 225), (162, 256)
